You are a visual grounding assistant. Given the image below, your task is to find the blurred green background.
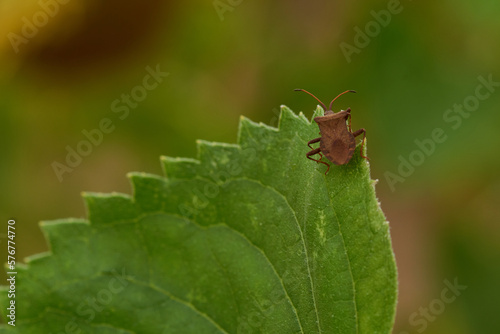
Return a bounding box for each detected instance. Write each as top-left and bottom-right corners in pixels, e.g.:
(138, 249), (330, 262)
(1, 0), (499, 332)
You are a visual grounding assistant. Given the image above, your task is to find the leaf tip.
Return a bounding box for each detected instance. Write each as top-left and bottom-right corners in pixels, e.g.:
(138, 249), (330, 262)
(161, 155), (200, 180)
(312, 105), (325, 119)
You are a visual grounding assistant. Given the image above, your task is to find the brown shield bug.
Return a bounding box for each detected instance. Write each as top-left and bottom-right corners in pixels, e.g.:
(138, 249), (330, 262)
(295, 89), (369, 174)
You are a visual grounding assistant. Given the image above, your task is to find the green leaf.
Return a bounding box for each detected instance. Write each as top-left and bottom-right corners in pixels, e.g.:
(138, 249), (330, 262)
(0, 106), (397, 333)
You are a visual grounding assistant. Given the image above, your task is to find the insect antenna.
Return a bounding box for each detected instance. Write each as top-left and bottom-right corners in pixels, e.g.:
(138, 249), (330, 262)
(294, 89), (327, 111)
(328, 90), (356, 111)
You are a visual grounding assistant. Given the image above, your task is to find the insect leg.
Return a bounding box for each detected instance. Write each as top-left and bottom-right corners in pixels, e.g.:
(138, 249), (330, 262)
(307, 137), (321, 149)
(347, 114), (352, 132)
(306, 147), (331, 174)
(352, 128), (369, 161)
(308, 137), (324, 159)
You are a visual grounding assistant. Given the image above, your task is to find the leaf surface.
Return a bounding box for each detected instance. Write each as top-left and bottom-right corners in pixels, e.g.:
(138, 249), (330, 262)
(0, 107), (397, 333)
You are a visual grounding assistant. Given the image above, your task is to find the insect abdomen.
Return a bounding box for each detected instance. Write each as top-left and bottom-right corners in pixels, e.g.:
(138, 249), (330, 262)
(321, 135), (355, 165)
